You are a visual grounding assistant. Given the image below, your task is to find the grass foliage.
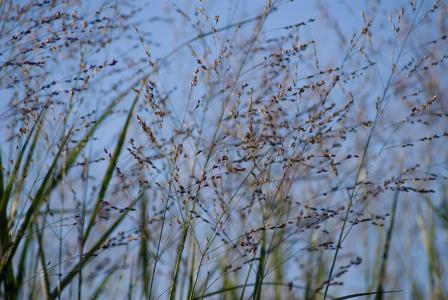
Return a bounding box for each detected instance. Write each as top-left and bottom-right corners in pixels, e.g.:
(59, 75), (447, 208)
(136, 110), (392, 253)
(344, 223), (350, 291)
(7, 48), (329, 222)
(0, 0), (447, 299)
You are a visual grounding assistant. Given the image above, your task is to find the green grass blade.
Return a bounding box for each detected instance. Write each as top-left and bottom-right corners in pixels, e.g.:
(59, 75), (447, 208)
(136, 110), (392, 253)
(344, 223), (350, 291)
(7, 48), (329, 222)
(169, 227), (188, 300)
(50, 196), (140, 298)
(83, 88), (141, 243)
(8, 110), (47, 230)
(186, 238), (196, 300)
(0, 151), (4, 200)
(253, 232), (267, 300)
(35, 223), (51, 300)
(375, 189), (399, 299)
(139, 191), (150, 298)
(0, 108), (46, 231)
(0, 108), (47, 296)
(15, 227), (32, 293)
(0, 125), (72, 279)
(335, 290), (403, 299)
(45, 81), (141, 198)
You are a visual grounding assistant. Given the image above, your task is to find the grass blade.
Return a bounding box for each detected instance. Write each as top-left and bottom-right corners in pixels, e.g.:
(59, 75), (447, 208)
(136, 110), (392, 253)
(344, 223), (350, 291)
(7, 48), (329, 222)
(82, 87), (141, 243)
(375, 188), (399, 299)
(49, 195), (140, 298)
(253, 232), (267, 300)
(0, 125), (73, 279)
(335, 290), (402, 299)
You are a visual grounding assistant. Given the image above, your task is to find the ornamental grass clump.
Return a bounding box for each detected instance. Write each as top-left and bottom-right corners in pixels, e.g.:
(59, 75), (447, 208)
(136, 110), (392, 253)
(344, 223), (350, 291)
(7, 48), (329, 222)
(0, 0), (447, 299)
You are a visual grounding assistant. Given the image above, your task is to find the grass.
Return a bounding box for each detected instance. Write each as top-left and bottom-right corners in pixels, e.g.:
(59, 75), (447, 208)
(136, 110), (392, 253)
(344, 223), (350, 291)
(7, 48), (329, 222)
(0, 0), (447, 299)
